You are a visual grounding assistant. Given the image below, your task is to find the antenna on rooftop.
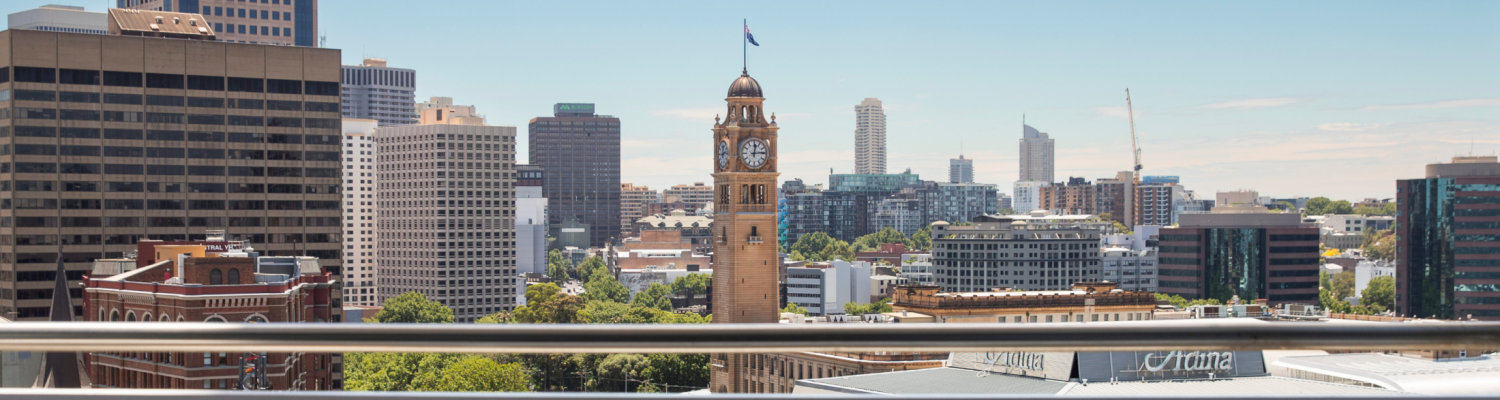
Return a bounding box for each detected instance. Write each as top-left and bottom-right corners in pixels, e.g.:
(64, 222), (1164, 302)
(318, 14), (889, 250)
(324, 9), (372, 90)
(319, 30), (327, 48)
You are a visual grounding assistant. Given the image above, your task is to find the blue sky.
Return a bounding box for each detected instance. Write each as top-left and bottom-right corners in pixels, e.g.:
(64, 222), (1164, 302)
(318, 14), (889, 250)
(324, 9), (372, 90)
(17, 1), (1500, 200)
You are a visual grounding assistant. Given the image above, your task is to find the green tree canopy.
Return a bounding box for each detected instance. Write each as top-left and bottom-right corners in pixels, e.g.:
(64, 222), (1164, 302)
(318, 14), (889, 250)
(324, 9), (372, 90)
(581, 269), (631, 304)
(631, 282), (675, 311)
(1152, 293), (1223, 309)
(911, 225), (933, 251)
(852, 227), (912, 252)
(371, 292), (455, 323)
(639, 353), (709, 392)
(1327, 200), (1355, 215)
(789, 232), (835, 260)
(780, 303), (808, 315)
(513, 283), (586, 324)
(997, 207), (1018, 215)
(1361, 276), (1396, 310)
(1305, 197), (1332, 215)
(843, 300), (893, 316)
(668, 273), (711, 297)
(433, 357), (530, 392)
(1329, 271), (1356, 300)
(546, 249), (573, 282)
(576, 256), (608, 283)
(1361, 230), (1396, 261)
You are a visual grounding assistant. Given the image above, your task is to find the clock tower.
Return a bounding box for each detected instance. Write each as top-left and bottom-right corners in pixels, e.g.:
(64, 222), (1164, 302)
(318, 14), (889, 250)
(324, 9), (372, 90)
(708, 69), (781, 393)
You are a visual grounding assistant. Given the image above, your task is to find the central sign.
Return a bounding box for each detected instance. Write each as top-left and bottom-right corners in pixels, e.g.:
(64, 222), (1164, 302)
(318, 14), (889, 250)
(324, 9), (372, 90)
(1140, 351), (1234, 373)
(982, 352), (1044, 371)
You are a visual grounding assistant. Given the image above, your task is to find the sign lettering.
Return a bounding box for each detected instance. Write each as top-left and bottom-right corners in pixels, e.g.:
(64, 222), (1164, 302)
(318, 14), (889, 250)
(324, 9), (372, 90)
(1140, 351), (1233, 373)
(982, 352), (1044, 371)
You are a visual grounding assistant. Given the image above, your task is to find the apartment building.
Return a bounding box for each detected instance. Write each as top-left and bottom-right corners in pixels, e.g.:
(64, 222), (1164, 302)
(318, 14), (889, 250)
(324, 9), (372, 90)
(662, 182), (712, 205)
(1039, 177), (1096, 215)
(928, 213), (1110, 293)
(620, 183), (657, 237)
(854, 98), (885, 174)
(121, 0), (317, 47)
(375, 99), (518, 322)
(341, 118), (376, 306)
(0, 25), (343, 320)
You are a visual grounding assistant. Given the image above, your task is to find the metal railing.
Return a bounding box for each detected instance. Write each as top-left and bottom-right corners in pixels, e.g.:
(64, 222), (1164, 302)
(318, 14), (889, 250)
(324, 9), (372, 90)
(0, 320), (1496, 353)
(2, 321), (1497, 399)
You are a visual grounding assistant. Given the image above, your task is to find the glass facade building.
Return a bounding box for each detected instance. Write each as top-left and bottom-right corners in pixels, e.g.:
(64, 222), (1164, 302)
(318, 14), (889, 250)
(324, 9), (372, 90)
(1158, 215), (1319, 306)
(1397, 174), (1500, 320)
(527, 103), (620, 248)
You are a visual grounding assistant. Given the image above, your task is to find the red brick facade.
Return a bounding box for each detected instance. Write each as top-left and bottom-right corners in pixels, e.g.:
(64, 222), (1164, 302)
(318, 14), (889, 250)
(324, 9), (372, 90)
(83, 258), (344, 391)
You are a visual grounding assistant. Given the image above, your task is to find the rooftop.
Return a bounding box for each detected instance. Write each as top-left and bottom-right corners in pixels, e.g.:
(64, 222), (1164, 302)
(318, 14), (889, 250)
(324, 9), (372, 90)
(1273, 353), (1500, 394)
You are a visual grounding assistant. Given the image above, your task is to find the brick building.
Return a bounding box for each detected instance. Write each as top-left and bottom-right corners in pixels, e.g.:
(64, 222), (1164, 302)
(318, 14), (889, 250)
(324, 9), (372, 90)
(1039, 177), (1096, 215)
(83, 245), (342, 390)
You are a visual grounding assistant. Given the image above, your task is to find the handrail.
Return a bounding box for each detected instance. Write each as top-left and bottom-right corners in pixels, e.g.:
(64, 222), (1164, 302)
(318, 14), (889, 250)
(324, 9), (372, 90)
(2, 391), (1492, 399)
(0, 320), (1495, 353)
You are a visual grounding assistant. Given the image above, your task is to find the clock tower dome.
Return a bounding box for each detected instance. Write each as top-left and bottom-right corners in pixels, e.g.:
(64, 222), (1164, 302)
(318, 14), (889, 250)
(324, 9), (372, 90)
(708, 69), (781, 393)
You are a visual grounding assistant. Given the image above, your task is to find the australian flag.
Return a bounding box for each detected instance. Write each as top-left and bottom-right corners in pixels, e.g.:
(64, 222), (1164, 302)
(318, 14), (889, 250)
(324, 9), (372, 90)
(745, 24), (760, 46)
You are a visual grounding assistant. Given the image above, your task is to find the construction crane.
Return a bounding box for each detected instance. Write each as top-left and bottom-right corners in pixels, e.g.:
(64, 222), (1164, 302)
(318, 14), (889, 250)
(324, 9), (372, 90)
(1126, 88), (1142, 182)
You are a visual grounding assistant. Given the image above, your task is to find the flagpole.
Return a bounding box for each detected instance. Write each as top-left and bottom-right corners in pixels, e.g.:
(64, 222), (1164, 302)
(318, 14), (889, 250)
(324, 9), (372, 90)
(743, 19), (747, 72)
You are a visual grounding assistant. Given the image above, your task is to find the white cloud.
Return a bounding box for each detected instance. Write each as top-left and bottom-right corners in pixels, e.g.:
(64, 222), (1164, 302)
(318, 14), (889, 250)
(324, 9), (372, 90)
(1095, 106), (1133, 120)
(649, 107), (721, 121)
(1197, 98), (1297, 109)
(1317, 122), (1384, 132)
(1360, 99), (1500, 112)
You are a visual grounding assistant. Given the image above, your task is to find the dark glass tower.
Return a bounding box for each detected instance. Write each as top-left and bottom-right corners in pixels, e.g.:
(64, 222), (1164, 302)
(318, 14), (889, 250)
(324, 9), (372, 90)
(1396, 157), (1500, 320)
(527, 103), (620, 247)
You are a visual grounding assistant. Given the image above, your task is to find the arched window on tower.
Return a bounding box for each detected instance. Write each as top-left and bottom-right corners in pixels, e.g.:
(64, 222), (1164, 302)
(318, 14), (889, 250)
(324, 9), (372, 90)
(209, 269), (222, 285)
(227, 269), (240, 284)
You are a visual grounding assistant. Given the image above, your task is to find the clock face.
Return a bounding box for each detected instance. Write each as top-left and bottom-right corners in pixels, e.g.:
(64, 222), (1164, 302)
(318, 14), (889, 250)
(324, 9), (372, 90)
(717, 141), (731, 170)
(740, 138), (768, 169)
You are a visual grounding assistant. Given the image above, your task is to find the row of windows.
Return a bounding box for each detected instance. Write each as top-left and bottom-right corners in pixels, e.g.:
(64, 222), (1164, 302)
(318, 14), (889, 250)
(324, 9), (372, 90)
(1269, 246), (1319, 253)
(3, 216), (339, 229)
(1270, 234), (1319, 241)
(0, 181), (335, 194)
(1160, 257), (1200, 265)
(5, 145), (336, 161)
(1159, 246), (1199, 254)
(1158, 268), (1200, 277)
(1, 67), (337, 95)
(0, 127), (337, 144)
(7, 163), (337, 177)
(1270, 269), (1320, 277)
(6, 91), (336, 112)
(1268, 258), (1319, 265)
(7, 110), (337, 128)
(2, 199), (338, 210)
(1158, 234), (1200, 242)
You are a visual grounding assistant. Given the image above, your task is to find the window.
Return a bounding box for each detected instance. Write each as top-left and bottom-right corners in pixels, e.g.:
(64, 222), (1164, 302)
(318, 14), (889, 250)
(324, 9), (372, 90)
(266, 79), (302, 94)
(145, 73), (185, 89)
(104, 129), (143, 140)
(146, 165), (185, 175)
(103, 71), (143, 87)
(145, 113), (184, 124)
(146, 130), (185, 141)
(103, 111), (144, 122)
(305, 81), (340, 96)
(104, 93), (143, 105)
(228, 77), (264, 93)
(14, 67), (55, 83)
(15, 90), (56, 101)
(59, 109), (100, 121)
(58, 69), (99, 85)
(267, 117), (302, 127)
(266, 100), (302, 111)
(188, 115), (225, 125)
(228, 116), (264, 126)
(104, 164), (144, 175)
(59, 92), (100, 103)
(228, 269), (240, 285)
(187, 97), (225, 108)
(229, 99), (264, 109)
(210, 269), (223, 285)
(16, 108), (56, 119)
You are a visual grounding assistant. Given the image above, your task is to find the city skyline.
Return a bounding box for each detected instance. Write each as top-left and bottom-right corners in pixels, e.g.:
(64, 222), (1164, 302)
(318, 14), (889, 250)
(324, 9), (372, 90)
(8, 1), (1496, 201)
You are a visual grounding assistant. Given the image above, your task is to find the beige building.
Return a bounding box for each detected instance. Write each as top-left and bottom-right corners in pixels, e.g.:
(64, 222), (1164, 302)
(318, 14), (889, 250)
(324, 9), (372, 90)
(0, 25), (343, 320)
(374, 97), (518, 322)
(662, 182), (712, 205)
(1217, 189), (1259, 206)
(620, 183), (657, 236)
(342, 118), (377, 306)
(121, 0), (318, 47)
(892, 282), (1158, 323)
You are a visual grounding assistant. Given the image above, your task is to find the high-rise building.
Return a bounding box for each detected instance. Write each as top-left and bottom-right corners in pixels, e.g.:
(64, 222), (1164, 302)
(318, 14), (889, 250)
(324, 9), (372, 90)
(8, 5), (107, 35)
(1396, 156), (1500, 321)
(342, 119), (379, 306)
(662, 182), (713, 205)
(0, 24), (344, 320)
(1156, 206), (1320, 306)
(997, 193), (1013, 211)
(1135, 180), (1183, 226)
(1041, 177), (1097, 215)
(826, 171), (922, 242)
(528, 103), (620, 247)
(1019, 123), (1054, 182)
(375, 98), (518, 322)
(949, 154), (973, 183)
(620, 183), (657, 236)
(340, 59), (416, 126)
(709, 69), (782, 393)
(1012, 181), (1050, 213)
(1094, 171), (1135, 226)
(85, 244), (341, 390)
(929, 215), (1109, 293)
(782, 179), (825, 247)
(516, 164), (547, 276)
(854, 98), (885, 175)
(914, 181), (999, 225)
(121, 0), (318, 47)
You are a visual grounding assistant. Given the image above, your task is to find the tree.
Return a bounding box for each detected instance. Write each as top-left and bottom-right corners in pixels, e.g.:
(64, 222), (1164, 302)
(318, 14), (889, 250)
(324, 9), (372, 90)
(780, 303), (808, 315)
(513, 283), (585, 324)
(1362, 230), (1396, 261)
(789, 232), (835, 261)
(371, 292), (454, 323)
(1329, 271), (1356, 300)
(547, 249), (573, 282)
(433, 357), (530, 392)
(1319, 270), (1331, 291)
(639, 353), (709, 393)
(1361, 276), (1396, 309)
(788, 251), (806, 261)
(1327, 200), (1355, 215)
(997, 207), (1018, 215)
(581, 269), (631, 304)
(1097, 212), (1114, 222)
(1111, 221), (1133, 235)
(477, 311), (513, 324)
(631, 282), (675, 311)
(1277, 201), (1298, 213)
(1305, 197), (1332, 215)
(819, 240), (856, 261)
(853, 227), (912, 252)
(911, 225), (933, 251)
(668, 273), (710, 297)
(576, 256), (609, 283)
(594, 354), (649, 392)
(843, 300), (893, 316)
(1152, 293), (1222, 309)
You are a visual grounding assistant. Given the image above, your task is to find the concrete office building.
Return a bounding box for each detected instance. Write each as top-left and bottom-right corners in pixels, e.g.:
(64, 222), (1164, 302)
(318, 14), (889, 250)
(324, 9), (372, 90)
(1012, 181), (1048, 213)
(663, 182), (713, 205)
(528, 103), (620, 247)
(949, 154), (972, 183)
(374, 98), (518, 322)
(0, 24), (344, 321)
(516, 164), (546, 276)
(340, 59), (415, 126)
(1018, 123), (1053, 182)
(620, 183), (657, 236)
(854, 98), (885, 174)
(341, 118), (378, 306)
(1101, 247), (1158, 292)
(9, 5), (107, 35)
(1156, 206), (1320, 306)
(929, 213), (1110, 293)
(1217, 189), (1259, 206)
(1095, 171), (1134, 226)
(785, 260), (872, 316)
(1395, 156), (1500, 321)
(121, 0), (318, 47)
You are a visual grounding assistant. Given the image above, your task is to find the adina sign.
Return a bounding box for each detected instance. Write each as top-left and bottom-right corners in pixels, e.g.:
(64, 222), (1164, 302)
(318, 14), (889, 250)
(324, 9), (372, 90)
(982, 352), (1044, 371)
(1140, 351), (1234, 372)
